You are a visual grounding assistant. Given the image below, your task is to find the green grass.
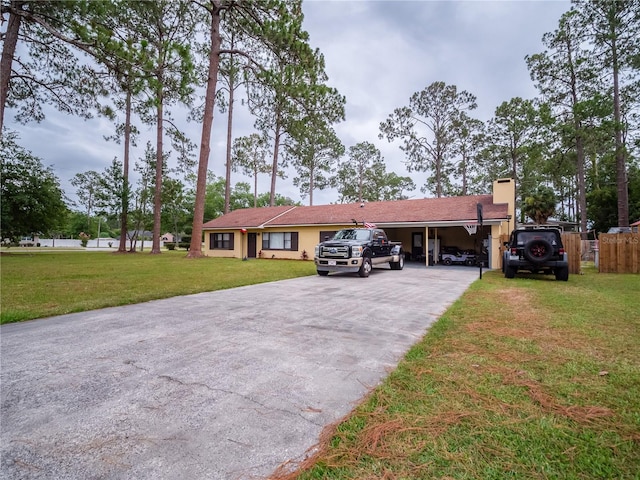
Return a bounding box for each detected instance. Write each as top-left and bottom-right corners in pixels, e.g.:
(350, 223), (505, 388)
(281, 268), (640, 480)
(0, 250), (316, 324)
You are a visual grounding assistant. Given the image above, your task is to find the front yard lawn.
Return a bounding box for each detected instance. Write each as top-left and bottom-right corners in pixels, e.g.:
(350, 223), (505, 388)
(0, 251), (315, 324)
(280, 268), (640, 479)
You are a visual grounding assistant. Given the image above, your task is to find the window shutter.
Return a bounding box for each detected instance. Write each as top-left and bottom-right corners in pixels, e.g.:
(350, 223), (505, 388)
(291, 232), (299, 251)
(209, 233), (215, 249)
(228, 232), (234, 250)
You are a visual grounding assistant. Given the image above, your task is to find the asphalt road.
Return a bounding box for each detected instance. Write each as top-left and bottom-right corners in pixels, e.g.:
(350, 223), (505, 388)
(1, 264), (479, 479)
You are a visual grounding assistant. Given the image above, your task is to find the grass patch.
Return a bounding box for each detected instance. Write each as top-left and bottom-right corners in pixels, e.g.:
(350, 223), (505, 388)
(0, 250), (316, 324)
(276, 269), (640, 480)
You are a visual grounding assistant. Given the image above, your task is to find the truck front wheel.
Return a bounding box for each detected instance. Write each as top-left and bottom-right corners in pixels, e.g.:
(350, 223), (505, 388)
(358, 257), (372, 277)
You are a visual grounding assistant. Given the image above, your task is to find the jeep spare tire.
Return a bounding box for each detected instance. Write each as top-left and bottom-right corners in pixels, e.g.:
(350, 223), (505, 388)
(523, 239), (553, 264)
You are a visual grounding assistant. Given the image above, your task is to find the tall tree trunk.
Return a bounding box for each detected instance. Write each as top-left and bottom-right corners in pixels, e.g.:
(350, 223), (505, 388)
(435, 153), (442, 198)
(188, 1), (222, 258)
(309, 170), (314, 206)
(565, 33), (589, 240)
(0, 3), (22, 134)
(151, 86), (164, 254)
(269, 120), (282, 207)
(612, 37), (629, 227)
(576, 134), (588, 239)
(511, 139), (519, 223)
(461, 154), (468, 196)
(357, 163), (363, 204)
(224, 56), (235, 214)
(224, 55), (236, 213)
(253, 168), (258, 208)
(118, 89), (132, 252)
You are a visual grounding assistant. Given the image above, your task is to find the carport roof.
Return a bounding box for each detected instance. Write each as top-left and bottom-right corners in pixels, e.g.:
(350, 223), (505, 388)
(202, 195), (509, 229)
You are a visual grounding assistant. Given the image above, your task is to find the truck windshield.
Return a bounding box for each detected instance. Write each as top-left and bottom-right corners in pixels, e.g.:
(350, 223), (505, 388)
(333, 229), (372, 241)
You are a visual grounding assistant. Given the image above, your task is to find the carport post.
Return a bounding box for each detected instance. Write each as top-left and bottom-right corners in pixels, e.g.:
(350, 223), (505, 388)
(477, 203), (483, 279)
(425, 226), (429, 268)
(240, 228), (247, 260)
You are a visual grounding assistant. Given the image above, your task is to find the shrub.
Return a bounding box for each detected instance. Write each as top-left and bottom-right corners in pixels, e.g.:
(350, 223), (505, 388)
(78, 232), (90, 247)
(166, 243), (175, 251)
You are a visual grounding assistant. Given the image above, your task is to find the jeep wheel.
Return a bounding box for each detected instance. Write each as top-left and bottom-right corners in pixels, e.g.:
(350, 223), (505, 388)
(555, 266), (569, 281)
(442, 257), (452, 266)
(505, 265), (516, 279)
(523, 239), (553, 264)
(465, 258), (475, 266)
(358, 256), (372, 277)
(317, 270), (329, 276)
(390, 256), (404, 270)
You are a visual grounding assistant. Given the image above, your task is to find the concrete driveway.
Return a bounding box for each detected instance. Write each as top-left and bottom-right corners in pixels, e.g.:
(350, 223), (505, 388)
(1, 265), (479, 479)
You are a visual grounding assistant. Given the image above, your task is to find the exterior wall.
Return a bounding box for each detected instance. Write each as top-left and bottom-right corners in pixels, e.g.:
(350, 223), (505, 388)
(258, 225), (326, 260)
(490, 225), (502, 269)
(204, 230), (242, 258)
(204, 225), (352, 260)
(380, 228), (407, 245)
(438, 227), (478, 252)
(492, 178), (515, 222)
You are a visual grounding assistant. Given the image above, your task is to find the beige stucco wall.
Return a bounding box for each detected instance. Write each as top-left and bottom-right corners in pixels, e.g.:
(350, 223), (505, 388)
(258, 225), (335, 260)
(203, 230), (242, 258)
(204, 225), (352, 261)
(492, 178), (515, 222)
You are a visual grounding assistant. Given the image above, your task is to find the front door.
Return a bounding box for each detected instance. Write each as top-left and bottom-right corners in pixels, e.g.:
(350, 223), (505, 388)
(247, 233), (257, 258)
(412, 232), (424, 260)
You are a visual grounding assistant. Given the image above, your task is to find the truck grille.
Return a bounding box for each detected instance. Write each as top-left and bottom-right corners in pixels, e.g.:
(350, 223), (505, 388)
(319, 245), (349, 258)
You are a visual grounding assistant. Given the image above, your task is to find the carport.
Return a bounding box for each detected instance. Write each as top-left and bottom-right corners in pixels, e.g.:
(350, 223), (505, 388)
(379, 220), (505, 268)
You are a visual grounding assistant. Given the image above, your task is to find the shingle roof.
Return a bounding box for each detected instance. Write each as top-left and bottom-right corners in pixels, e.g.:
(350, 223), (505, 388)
(202, 195), (508, 229)
(202, 205), (295, 229)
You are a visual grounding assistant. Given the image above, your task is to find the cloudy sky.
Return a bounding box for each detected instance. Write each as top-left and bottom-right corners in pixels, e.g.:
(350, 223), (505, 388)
(7, 0), (571, 208)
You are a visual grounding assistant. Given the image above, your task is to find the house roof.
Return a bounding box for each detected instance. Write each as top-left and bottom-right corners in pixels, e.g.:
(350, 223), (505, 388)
(202, 195), (509, 230)
(202, 205), (295, 229)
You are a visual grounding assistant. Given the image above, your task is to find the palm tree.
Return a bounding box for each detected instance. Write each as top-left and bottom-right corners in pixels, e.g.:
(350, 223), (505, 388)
(523, 185), (557, 224)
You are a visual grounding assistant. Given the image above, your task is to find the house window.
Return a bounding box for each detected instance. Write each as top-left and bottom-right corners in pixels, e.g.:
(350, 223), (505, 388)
(210, 232), (234, 250)
(262, 232), (298, 251)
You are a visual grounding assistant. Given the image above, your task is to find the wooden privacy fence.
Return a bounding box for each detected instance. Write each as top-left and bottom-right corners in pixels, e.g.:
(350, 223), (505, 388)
(597, 233), (640, 273)
(562, 233), (582, 274)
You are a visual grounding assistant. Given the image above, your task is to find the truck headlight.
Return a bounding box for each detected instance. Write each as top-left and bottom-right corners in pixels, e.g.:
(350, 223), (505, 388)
(314, 245), (319, 257)
(351, 246), (363, 258)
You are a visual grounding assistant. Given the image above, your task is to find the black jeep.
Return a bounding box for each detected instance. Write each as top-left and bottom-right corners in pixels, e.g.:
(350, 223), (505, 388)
(503, 227), (569, 281)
